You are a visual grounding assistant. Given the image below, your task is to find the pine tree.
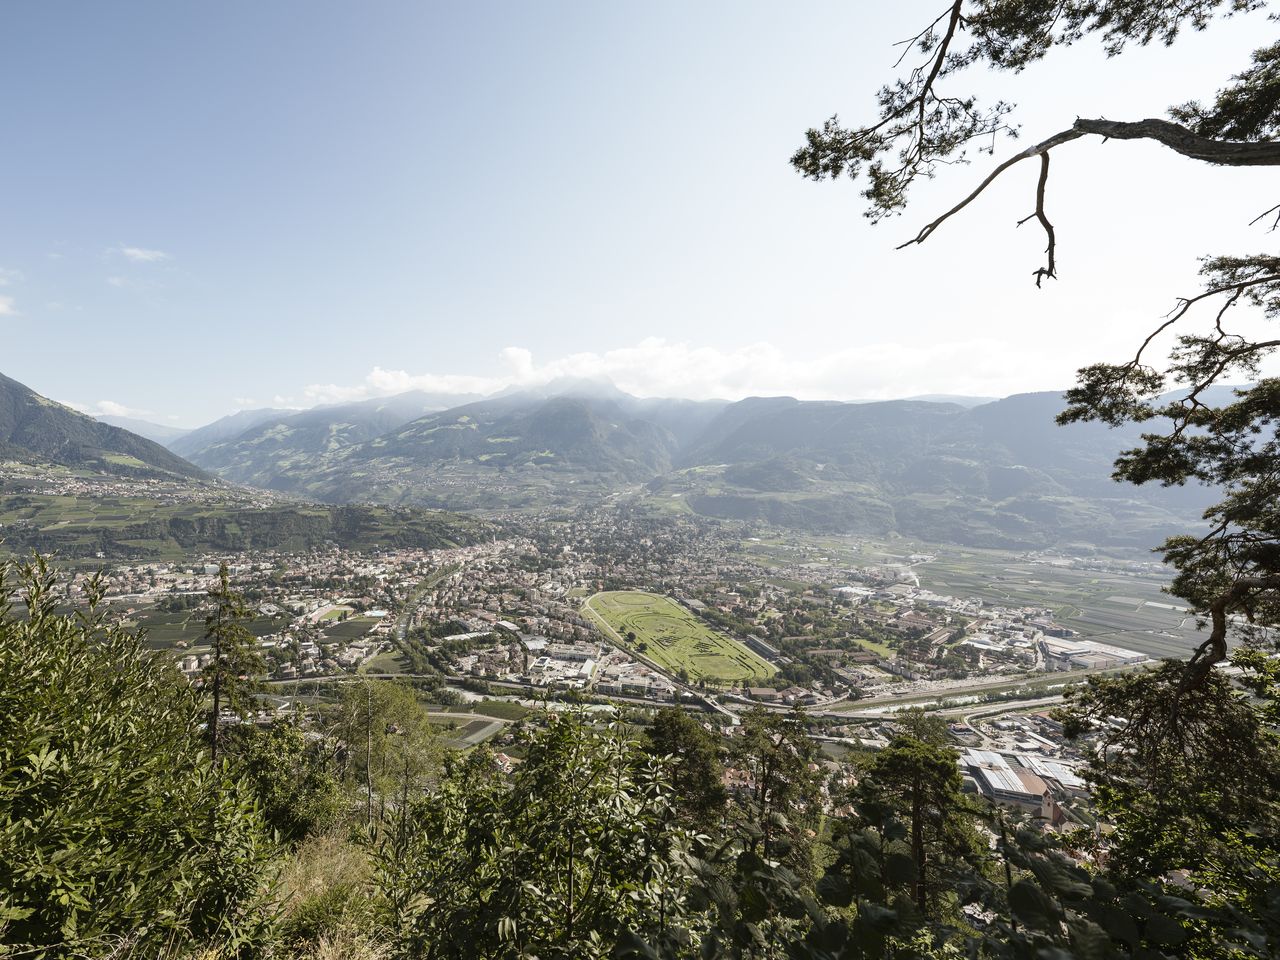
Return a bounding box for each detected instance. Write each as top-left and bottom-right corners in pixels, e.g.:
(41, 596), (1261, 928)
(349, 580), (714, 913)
(201, 562), (263, 763)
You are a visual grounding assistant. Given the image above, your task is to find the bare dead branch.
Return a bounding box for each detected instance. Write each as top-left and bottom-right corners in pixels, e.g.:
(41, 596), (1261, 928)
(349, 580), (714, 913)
(899, 118), (1280, 280)
(897, 127), (1084, 249)
(1248, 203), (1280, 230)
(1026, 152), (1057, 286)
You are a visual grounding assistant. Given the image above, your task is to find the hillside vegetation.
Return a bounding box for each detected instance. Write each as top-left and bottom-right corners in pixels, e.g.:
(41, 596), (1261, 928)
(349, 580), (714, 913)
(0, 487), (489, 560)
(0, 372), (205, 481)
(182, 391), (480, 487)
(175, 383), (1216, 549)
(3, 556), (1277, 959)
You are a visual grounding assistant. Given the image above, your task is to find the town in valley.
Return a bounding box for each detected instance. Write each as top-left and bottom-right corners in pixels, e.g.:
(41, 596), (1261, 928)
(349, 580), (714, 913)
(45, 498), (1209, 830)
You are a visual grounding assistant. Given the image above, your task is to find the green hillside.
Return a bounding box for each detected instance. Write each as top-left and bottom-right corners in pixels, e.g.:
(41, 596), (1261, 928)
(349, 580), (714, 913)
(183, 391), (476, 487)
(0, 489), (489, 560)
(0, 372), (205, 480)
(166, 385), (1217, 550)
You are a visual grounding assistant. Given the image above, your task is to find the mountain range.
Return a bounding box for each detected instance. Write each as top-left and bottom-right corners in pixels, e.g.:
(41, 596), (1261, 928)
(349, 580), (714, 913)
(0, 373), (205, 481)
(95, 415), (190, 445)
(1, 372), (1218, 550)
(165, 379), (1212, 549)
(172, 391), (482, 487)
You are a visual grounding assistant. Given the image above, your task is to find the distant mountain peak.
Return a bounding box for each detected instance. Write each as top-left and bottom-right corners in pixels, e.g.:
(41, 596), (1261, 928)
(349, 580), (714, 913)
(492, 376), (633, 403)
(95, 414), (190, 444)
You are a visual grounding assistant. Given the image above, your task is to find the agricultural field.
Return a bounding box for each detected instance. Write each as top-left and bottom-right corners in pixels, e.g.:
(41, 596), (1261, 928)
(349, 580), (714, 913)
(359, 648), (408, 674)
(118, 602), (290, 651)
(743, 533), (1211, 660)
(467, 699), (531, 721)
(905, 549), (1205, 659)
(321, 616), (381, 642)
(423, 712), (505, 750)
(0, 480), (488, 561)
(584, 590), (775, 686)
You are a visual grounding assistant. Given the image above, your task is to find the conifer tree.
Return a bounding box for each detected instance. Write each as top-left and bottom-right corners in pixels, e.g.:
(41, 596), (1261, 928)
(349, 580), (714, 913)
(853, 712), (977, 916)
(645, 707), (728, 828)
(201, 562), (262, 763)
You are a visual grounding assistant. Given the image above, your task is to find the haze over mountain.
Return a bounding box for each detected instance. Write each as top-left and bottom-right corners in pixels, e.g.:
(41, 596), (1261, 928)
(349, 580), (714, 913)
(0, 368), (1222, 550)
(0, 374), (206, 481)
(901, 394), (998, 407)
(167, 408), (293, 459)
(176, 391), (483, 487)
(159, 377), (1215, 550)
(95, 415), (190, 445)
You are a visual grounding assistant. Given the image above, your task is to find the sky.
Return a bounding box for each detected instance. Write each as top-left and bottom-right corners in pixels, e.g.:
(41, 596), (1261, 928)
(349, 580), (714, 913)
(1, 1), (1275, 427)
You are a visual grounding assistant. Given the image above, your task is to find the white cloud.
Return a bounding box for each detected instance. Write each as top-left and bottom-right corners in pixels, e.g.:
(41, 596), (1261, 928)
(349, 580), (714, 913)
(106, 276), (128, 288)
(299, 336), (1063, 409)
(70, 399), (153, 419)
(97, 400), (142, 417)
(0, 268), (21, 287)
(0, 296), (15, 316)
(117, 246), (170, 263)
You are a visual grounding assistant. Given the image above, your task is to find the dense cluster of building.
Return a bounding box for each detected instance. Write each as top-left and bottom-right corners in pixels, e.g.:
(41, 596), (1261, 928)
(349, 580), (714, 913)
(60, 505), (1174, 841)
(72, 505), (1152, 723)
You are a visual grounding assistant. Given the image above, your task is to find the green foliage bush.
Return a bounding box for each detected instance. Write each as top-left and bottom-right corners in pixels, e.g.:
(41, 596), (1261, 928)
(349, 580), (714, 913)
(0, 557), (275, 956)
(224, 722), (349, 844)
(373, 715), (703, 959)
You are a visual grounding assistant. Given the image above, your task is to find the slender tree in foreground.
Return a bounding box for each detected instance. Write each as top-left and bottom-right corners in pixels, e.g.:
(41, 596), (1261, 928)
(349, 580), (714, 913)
(202, 562), (263, 763)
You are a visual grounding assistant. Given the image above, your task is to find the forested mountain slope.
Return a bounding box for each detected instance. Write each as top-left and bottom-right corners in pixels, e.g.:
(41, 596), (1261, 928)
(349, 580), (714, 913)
(0, 372), (206, 480)
(174, 384), (1213, 548)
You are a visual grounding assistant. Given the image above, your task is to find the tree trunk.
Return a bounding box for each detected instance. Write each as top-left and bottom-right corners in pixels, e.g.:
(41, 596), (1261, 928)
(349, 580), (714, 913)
(912, 774), (927, 914)
(209, 613), (222, 763)
(365, 682), (374, 826)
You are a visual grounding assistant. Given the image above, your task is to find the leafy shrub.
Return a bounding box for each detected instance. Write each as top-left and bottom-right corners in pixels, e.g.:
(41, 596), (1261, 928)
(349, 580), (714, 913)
(0, 556), (275, 956)
(374, 713), (703, 959)
(224, 723), (349, 844)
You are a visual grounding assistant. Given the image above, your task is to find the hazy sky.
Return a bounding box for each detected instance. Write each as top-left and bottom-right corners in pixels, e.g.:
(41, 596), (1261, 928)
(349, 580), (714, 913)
(1, 2), (1274, 426)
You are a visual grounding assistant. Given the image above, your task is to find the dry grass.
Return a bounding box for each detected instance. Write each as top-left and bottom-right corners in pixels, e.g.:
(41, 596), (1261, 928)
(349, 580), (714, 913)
(306, 930), (392, 960)
(275, 833), (371, 914)
(274, 832), (379, 955)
